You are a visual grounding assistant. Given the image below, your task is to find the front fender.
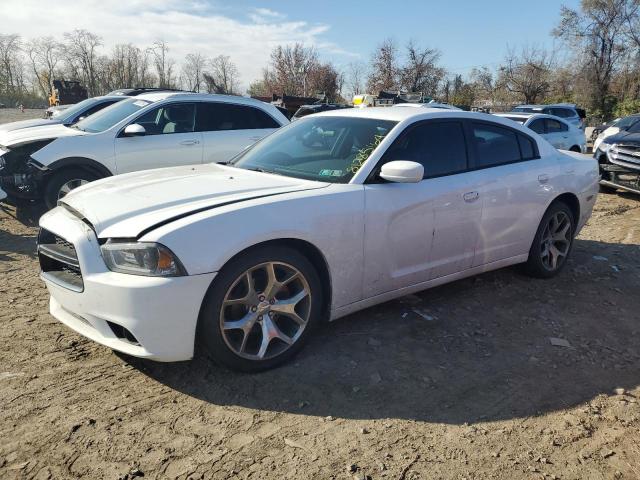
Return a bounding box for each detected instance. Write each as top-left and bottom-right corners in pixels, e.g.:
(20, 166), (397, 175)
(141, 185), (366, 310)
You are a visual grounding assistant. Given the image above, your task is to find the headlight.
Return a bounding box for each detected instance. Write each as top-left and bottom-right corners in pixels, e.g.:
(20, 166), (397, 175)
(598, 141), (612, 152)
(100, 242), (186, 277)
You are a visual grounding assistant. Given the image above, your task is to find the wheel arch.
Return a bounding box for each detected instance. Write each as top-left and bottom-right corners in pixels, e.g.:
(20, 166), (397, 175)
(47, 157), (113, 179)
(550, 192), (580, 225)
(208, 238), (333, 322)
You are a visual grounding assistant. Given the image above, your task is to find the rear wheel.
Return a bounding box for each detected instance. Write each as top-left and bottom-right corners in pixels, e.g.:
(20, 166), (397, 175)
(197, 246), (323, 372)
(569, 145), (581, 152)
(44, 168), (99, 209)
(524, 201), (575, 278)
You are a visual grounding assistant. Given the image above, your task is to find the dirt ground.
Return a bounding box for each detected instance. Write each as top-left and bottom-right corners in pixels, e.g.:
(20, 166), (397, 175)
(1, 111), (640, 480)
(0, 109), (47, 124)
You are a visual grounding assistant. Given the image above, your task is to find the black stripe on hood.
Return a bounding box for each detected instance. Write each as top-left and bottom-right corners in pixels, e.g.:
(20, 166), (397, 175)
(134, 189), (306, 240)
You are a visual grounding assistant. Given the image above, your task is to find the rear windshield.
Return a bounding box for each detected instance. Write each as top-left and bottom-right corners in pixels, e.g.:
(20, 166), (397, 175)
(74, 98), (152, 133)
(503, 116), (527, 124)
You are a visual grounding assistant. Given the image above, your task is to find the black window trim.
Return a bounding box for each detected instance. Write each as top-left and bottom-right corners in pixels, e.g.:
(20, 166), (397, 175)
(194, 100), (282, 132)
(465, 119), (540, 172)
(365, 118), (471, 183)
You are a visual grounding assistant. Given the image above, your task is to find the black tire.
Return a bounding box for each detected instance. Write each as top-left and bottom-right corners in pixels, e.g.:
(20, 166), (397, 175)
(569, 145), (581, 153)
(197, 245), (323, 372)
(523, 201), (575, 279)
(43, 168), (99, 209)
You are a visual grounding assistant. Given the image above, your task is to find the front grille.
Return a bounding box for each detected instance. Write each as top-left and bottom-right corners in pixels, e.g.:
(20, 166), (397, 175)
(38, 229), (83, 291)
(608, 144), (640, 171)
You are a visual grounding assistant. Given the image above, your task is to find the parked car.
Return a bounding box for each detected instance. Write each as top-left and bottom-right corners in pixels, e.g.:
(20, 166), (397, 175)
(0, 92), (288, 208)
(495, 113), (586, 152)
(0, 96), (126, 136)
(38, 108), (598, 371)
(594, 121), (640, 195)
(593, 114), (640, 153)
(511, 104), (586, 130)
(291, 103), (352, 121)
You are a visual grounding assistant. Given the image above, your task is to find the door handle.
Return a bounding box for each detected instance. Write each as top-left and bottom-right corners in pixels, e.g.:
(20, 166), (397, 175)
(463, 191), (479, 202)
(179, 139), (200, 146)
(538, 174), (550, 184)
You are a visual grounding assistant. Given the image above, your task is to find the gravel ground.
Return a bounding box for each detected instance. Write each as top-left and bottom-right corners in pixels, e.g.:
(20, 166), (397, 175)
(0, 109), (47, 124)
(0, 109), (639, 479)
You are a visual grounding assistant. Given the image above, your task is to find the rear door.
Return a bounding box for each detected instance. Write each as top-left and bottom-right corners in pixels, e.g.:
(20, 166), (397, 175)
(544, 118), (570, 150)
(114, 102), (203, 173)
(196, 102), (282, 163)
(467, 121), (551, 265)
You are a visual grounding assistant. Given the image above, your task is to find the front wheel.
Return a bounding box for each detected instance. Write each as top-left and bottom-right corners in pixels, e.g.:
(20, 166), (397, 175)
(524, 201), (575, 278)
(197, 246), (323, 372)
(43, 168), (99, 209)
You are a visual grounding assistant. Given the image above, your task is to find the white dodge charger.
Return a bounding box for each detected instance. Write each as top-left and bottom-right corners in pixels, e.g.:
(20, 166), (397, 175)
(38, 107), (599, 371)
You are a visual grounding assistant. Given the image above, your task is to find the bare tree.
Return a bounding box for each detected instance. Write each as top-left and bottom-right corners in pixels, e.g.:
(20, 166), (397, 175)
(498, 45), (553, 104)
(203, 54), (239, 94)
(346, 61), (367, 98)
(307, 62), (341, 100)
(367, 38), (399, 92)
(399, 41), (445, 96)
(0, 34), (24, 96)
(554, 0), (631, 115)
(25, 36), (62, 98)
(266, 44), (318, 96)
(150, 40), (176, 89)
(63, 29), (102, 95)
(181, 52), (207, 92)
(107, 43), (152, 90)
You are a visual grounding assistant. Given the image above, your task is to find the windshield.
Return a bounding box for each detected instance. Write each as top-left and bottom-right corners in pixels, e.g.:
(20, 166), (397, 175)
(615, 116), (640, 130)
(503, 116), (527, 124)
(74, 98), (152, 133)
(55, 98), (97, 122)
(231, 116), (397, 183)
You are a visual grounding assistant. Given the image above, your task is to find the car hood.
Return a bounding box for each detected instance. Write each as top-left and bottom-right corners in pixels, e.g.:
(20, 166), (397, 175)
(0, 118), (58, 136)
(604, 130), (640, 145)
(61, 163), (330, 238)
(0, 123), (85, 147)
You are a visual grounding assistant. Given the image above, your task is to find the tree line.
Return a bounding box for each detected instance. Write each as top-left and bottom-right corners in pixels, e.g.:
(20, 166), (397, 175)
(2, 1), (640, 123)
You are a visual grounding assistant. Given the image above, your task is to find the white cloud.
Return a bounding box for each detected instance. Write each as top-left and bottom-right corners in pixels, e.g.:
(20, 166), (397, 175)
(0, 0), (352, 91)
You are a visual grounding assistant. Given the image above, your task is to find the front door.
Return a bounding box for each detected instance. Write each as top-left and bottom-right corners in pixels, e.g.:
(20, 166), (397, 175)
(362, 120), (481, 297)
(114, 102), (203, 174)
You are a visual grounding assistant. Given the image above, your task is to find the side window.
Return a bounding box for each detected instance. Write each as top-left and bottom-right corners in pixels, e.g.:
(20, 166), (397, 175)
(249, 108), (281, 129)
(134, 103), (195, 135)
(471, 122), (522, 168)
(518, 134), (536, 160)
(381, 121), (468, 178)
(196, 103), (280, 132)
(529, 119), (545, 134)
(545, 119), (567, 133)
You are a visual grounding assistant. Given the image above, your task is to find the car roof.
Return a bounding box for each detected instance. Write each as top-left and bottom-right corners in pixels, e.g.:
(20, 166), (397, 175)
(515, 104), (577, 110)
(134, 92), (276, 109)
(314, 106), (512, 123)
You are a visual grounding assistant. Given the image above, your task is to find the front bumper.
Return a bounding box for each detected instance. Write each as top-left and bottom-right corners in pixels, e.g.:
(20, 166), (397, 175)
(38, 206), (216, 361)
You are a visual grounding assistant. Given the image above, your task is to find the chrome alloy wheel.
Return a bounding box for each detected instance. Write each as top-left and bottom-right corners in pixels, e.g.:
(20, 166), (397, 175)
(57, 179), (89, 200)
(540, 211), (572, 271)
(219, 261), (312, 360)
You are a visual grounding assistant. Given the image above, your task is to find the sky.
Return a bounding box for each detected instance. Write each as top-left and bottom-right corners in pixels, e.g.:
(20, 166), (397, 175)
(0, 0), (582, 90)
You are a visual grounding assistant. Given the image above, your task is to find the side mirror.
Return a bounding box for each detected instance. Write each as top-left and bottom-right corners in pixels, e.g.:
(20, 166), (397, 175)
(379, 160), (424, 183)
(77, 116), (86, 122)
(123, 124), (146, 137)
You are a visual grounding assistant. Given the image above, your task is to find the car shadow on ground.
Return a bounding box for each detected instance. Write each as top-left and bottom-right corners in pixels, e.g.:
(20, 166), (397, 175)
(0, 203), (40, 261)
(125, 238), (640, 424)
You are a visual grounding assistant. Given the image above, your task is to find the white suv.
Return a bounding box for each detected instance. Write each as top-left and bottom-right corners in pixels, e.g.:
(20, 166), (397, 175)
(1, 93), (288, 208)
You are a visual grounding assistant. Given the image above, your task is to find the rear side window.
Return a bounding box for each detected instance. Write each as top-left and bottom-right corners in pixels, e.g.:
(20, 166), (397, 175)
(545, 119), (567, 133)
(518, 134), (536, 160)
(548, 108), (573, 118)
(529, 119), (545, 134)
(471, 122), (522, 168)
(196, 103), (280, 132)
(381, 121), (468, 178)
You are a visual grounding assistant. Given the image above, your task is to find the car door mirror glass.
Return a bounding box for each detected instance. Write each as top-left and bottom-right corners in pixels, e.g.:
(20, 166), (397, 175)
(380, 161), (424, 183)
(124, 124), (146, 137)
